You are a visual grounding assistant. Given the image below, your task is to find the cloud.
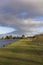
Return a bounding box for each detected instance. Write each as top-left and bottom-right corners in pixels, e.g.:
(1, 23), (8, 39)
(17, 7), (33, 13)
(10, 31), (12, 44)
(0, 0), (43, 36)
(0, 26), (15, 34)
(0, 0), (43, 16)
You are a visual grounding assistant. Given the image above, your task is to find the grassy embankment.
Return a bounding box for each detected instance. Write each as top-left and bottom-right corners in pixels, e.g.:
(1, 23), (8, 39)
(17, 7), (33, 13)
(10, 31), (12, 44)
(0, 39), (43, 65)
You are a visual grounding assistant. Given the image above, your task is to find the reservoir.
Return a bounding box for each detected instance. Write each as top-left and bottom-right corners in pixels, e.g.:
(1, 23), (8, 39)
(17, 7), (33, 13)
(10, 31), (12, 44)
(0, 39), (18, 48)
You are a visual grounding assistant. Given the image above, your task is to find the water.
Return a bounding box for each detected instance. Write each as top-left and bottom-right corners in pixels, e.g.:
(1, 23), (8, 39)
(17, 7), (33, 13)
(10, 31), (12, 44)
(0, 39), (18, 48)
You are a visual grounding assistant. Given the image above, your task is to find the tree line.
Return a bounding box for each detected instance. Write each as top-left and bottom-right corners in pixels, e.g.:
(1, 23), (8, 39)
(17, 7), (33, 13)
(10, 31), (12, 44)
(0, 35), (26, 40)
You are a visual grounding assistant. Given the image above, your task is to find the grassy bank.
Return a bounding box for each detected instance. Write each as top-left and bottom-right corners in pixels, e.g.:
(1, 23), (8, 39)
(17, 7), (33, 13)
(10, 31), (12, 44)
(0, 39), (43, 65)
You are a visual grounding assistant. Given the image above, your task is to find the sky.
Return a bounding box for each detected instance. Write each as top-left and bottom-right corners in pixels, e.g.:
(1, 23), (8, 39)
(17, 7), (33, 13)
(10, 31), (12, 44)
(0, 26), (15, 34)
(0, 0), (43, 36)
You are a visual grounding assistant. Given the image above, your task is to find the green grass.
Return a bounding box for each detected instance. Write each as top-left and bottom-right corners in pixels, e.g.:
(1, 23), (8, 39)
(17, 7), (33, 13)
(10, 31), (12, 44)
(0, 39), (43, 65)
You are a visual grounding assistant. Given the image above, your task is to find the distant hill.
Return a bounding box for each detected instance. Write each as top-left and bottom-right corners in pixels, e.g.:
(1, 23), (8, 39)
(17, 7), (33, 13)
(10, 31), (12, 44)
(33, 34), (43, 43)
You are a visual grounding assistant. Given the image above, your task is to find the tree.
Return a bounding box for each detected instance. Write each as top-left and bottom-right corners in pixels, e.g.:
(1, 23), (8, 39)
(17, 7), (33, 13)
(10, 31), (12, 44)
(9, 35), (13, 39)
(22, 35), (25, 39)
(5, 36), (9, 39)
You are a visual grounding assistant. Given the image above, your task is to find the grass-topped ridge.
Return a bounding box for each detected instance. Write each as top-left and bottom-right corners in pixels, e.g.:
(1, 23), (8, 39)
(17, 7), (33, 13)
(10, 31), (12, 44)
(0, 39), (43, 65)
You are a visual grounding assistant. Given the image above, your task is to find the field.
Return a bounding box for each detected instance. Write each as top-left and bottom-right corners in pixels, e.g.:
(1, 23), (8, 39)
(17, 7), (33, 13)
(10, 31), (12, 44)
(0, 39), (43, 65)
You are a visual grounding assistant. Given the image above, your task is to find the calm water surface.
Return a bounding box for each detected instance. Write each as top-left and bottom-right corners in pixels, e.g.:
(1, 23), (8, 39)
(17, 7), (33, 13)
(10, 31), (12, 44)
(0, 39), (18, 48)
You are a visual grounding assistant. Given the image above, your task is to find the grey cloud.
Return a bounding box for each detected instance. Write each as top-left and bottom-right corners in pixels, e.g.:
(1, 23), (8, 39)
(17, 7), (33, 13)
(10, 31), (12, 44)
(0, 0), (43, 36)
(0, 0), (43, 16)
(0, 13), (43, 35)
